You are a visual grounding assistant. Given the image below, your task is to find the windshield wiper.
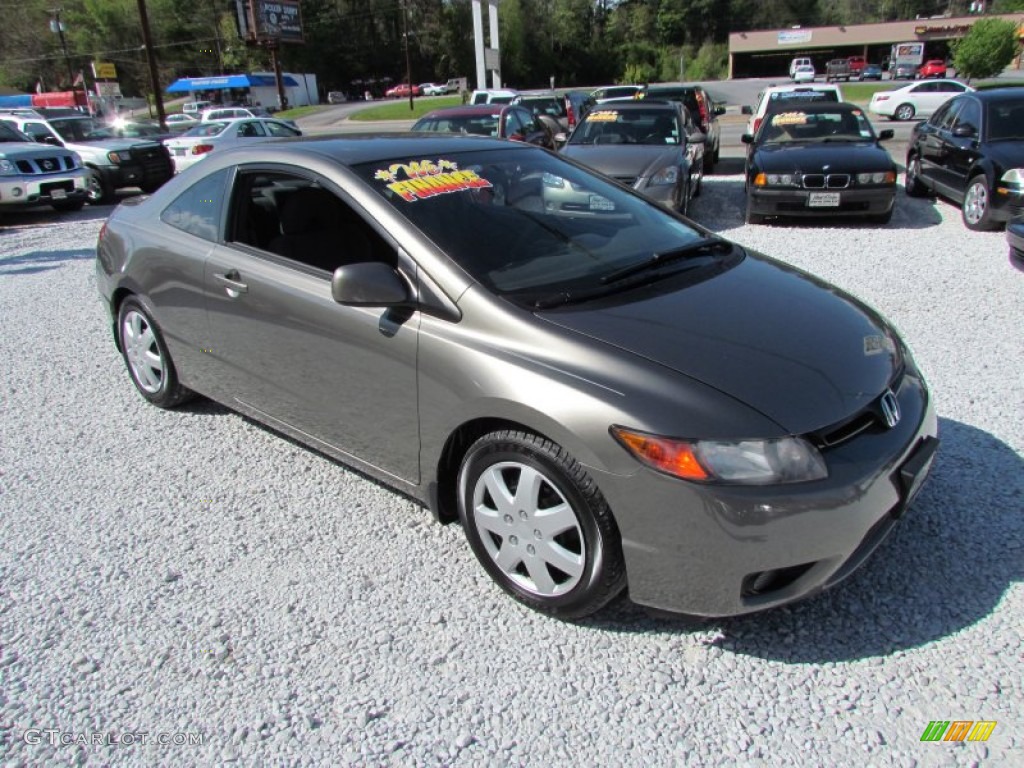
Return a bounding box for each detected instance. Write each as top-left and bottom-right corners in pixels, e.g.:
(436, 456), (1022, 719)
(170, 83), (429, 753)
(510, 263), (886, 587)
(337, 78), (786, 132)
(600, 237), (732, 284)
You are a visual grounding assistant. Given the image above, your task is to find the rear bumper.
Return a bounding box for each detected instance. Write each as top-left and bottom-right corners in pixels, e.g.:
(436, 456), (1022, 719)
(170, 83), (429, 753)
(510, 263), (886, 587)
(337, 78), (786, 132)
(0, 168), (89, 207)
(747, 185), (896, 219)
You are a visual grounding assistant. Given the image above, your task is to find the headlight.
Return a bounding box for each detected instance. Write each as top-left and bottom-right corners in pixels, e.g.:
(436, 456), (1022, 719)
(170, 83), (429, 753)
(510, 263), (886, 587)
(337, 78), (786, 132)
(648, 166), (679, 186)
(1000, 168), (1024, 186)
(611, 427), (828, 485)
(0, 159), (16, 175)
(856, 171), (896, 184)
(107, 151), (124, 165)
(753, 173), (798, 187)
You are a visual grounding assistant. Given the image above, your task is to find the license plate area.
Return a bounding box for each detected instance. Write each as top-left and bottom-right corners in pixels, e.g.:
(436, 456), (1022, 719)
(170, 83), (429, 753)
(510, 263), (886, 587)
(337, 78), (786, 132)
(808, 192), (840, 207)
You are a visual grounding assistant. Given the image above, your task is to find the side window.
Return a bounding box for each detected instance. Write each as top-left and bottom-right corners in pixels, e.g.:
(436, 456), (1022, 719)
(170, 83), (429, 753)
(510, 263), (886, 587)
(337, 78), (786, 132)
(160, 168), (230, 242)
(952, 99), (981, 133)
(505, 110), (525, 137)
(22, 121), (55, 142)
(236, 121), (266, 138)
(228, 169), (395, 273)
(938, 102), (962, 131)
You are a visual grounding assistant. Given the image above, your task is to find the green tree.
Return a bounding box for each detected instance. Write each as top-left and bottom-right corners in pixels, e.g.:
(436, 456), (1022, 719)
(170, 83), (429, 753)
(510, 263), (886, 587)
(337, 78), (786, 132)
(953, 17), (1020, 81)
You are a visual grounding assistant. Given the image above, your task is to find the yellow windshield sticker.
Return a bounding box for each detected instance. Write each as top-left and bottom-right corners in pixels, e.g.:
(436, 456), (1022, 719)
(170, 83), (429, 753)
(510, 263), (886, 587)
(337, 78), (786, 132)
(771, 112), (809, 126)
(373, 158), (492, 202)
(586, 111), (620, 122)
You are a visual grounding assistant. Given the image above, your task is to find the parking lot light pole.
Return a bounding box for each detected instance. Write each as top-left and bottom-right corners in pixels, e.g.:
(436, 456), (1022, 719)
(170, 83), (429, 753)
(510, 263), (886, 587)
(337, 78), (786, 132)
(136, 0), (167, 129)
(49, 9), (78, 102)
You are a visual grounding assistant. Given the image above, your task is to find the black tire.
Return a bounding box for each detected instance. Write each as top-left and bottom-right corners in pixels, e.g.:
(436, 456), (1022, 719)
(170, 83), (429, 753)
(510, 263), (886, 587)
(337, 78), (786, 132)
(894, 103), (915, 121)
(51, 199), (86, 212)
(961, 175), (997, 232)
(904, 154), (927, 197)
(457, 430), (626, 620)
(703, 148), (715, 175)
(116, 297), (194, 408)
(86, 169), (115, 205)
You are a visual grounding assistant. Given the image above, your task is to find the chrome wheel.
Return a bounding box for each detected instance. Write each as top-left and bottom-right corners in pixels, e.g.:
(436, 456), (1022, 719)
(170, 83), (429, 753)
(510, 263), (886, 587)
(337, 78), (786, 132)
(471, 461), (584, 597)
(121, 309), (165, 394)
(905, 155), (926, 197)
(963, 180), (988, 226)
(895, 103), (915, 121)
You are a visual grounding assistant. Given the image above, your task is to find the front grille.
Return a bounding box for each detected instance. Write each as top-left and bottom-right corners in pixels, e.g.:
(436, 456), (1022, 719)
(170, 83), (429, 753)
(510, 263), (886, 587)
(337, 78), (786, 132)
(802, 173), (850, 189)
(810, 368), (906, 449)
(129, 145), (173, 183)
(13, 156), (72, 174)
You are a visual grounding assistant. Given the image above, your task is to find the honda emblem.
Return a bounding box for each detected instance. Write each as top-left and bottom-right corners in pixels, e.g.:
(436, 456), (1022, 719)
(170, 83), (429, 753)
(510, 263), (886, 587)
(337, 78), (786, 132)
(880, 389), (901, 429)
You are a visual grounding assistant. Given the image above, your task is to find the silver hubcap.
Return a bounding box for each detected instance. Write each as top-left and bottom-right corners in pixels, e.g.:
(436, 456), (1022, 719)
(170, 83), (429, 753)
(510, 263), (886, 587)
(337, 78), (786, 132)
(87, 173), (103, 201)
(122, 310), (165, 394)
(472, 461), (585, 597)
(964, 182), (987, 224)
(907, 158), (918, 186)
(897, 106), (912, 120)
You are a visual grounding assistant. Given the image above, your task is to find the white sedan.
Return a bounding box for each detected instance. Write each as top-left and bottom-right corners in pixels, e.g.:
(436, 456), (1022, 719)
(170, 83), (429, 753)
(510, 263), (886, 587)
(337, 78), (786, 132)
(419, 83), (448, 96)
(867, 79), (974, 122)
(163, 118), (301, 173)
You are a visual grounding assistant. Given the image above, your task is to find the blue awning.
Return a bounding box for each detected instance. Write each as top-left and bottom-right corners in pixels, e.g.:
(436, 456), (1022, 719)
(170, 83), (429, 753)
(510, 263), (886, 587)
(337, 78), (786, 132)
(166, 74), (299, 93)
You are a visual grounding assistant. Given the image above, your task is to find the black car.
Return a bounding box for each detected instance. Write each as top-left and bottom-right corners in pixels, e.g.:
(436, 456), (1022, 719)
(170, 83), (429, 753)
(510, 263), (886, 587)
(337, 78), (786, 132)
(905, 88), (1024, 231)
(742, 101), (897, 225)
(638, 84), (724, 173)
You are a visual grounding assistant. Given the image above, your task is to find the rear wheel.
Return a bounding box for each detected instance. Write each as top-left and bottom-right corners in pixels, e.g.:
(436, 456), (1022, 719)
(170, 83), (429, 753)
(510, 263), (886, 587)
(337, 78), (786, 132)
(894, 103), (915, 121)
(116, 298), (194, 408)
(962, 176), (997, 231)
(457, 430), (626, 620)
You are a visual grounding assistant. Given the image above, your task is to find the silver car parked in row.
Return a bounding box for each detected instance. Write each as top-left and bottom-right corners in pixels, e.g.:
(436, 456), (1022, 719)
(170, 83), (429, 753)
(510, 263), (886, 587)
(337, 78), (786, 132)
(96, 135), (938, 620)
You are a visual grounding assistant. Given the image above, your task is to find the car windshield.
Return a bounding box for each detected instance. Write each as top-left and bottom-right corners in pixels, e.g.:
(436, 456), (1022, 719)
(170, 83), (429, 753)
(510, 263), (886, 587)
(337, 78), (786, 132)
(47, 117), (109, 142)
(87, 122), (164, 139)
(412, 114), (500, 137)
(568, 108), (681, 146)
(354, 147), (727, 305)
(985, 100), (1024, 141)
(758, 107), (874, 144)
(517, 97), (564, 118)
(0, 121), (30, 142)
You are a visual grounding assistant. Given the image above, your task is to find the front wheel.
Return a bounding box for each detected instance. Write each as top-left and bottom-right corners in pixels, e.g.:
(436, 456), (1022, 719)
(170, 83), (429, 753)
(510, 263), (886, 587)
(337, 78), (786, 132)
(116, 298), (194, 408)
(894, 103), (915, 121)
(86, 170), (114, 205)
(51, 199), (86, 212)
(457, 430), (626, 620)
(962, 176), (997, 231)
(905, 154), (927, 197)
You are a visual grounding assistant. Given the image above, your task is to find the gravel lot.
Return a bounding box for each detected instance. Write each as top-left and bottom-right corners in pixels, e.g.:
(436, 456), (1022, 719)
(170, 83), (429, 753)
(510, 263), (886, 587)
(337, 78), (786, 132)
(1, 177), (1021, 767)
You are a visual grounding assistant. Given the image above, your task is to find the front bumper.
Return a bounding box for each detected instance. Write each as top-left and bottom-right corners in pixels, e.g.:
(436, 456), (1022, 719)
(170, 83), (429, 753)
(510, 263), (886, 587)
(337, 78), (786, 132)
(1007, 218), (1024, 268)
(0, 167), (89, 207)
(747, 184), (896, 220)
(592, 371), (938, 617)
(99, 151), (174, 192)
(989, 185), (1024, 224)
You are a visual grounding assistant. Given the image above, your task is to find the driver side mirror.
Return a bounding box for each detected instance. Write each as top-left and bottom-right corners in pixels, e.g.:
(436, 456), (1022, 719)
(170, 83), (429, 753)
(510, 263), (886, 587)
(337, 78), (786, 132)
(741, 133), (755, 144)
(39, 135), (63, 146)
(952, 123), (977, 138)
(741, 105), (753, 115)
(331, 262), (409, 307)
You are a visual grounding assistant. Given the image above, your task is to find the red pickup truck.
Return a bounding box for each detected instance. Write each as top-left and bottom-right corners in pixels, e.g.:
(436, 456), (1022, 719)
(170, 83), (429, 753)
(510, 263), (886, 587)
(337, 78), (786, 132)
(847, 56), (867, 78)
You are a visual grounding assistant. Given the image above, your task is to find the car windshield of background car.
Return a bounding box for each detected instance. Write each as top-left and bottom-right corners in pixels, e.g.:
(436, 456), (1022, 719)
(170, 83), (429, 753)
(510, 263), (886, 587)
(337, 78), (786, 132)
(569, 109), (681, 146)
(48, 118), (105, 142)
(759, 108), (873, 144)
(413, 115), (501, 137)
(0, 122), (30, 142)
(354, 148), (729, 305)
(182, 122), (232, 137)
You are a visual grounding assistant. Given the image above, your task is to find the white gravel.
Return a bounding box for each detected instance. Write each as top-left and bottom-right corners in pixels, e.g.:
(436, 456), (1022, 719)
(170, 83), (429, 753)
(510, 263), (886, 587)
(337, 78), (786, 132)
(1, 180), (1022, 767)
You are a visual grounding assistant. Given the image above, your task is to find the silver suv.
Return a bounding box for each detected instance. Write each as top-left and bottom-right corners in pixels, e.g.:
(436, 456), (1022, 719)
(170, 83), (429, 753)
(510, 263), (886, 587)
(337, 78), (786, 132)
(0, 119), (89, 212)
(0, 110), (173, 204)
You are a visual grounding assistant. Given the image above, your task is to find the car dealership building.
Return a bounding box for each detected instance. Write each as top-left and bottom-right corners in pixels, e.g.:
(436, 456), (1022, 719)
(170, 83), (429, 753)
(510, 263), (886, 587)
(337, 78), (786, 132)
(728, 12), (1024, 79)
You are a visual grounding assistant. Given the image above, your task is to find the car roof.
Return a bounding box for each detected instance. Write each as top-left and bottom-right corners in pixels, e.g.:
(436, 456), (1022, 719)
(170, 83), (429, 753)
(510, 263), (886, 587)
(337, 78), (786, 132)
(967, 86), (1024, 102)
(588, 101), (678, 112)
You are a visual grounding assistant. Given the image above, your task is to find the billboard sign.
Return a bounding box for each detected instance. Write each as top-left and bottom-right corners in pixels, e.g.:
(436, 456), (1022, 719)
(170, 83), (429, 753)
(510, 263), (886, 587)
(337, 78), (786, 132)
(251, 1), (304, 44)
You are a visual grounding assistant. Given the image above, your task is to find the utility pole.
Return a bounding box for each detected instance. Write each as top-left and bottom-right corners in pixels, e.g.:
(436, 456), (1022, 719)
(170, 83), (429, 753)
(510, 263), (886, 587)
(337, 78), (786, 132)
(136, 0), (166, 129)
(402, 1), (414, 111)
(49, 9), (78, 103)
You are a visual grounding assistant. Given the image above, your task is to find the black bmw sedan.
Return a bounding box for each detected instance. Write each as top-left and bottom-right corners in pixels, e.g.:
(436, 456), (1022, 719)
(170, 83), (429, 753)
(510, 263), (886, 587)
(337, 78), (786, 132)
(742, 101), (897, 225)
(905, 87), (1024, 231)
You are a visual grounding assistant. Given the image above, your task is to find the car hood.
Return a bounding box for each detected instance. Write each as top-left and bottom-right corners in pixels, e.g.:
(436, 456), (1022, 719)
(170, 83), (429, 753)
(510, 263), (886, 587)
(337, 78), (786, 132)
(0, 142), (75, 160)
(752, 142), (894, 172)
(561, 145), (681, 178)
(537, 252), (901, 434)
(64, 137), (164, 151)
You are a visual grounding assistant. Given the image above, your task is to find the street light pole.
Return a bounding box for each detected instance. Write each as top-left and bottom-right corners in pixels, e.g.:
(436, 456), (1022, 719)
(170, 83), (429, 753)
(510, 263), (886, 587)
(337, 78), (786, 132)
(402, 1), (414, 111)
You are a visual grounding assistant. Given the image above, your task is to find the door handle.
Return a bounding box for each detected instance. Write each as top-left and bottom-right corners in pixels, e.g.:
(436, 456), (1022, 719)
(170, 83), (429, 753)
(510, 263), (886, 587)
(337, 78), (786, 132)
(213, 270), (248, 295)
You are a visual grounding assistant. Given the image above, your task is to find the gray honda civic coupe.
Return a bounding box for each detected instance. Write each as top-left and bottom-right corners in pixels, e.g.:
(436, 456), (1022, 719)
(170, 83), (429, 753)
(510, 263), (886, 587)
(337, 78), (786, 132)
(96, 134), (938, 620)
